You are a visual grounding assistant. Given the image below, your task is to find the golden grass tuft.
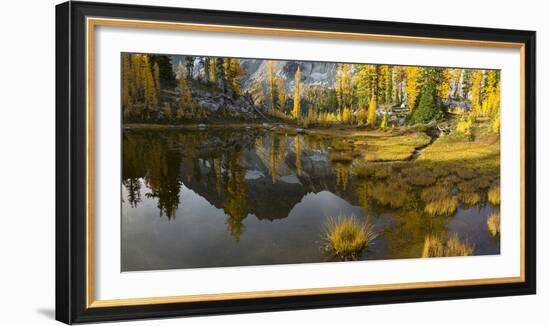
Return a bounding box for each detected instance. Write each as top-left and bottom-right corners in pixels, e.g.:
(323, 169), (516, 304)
(487, 185), (500, 205)
(457, 176), (493, 193)
(424, 197), (458, 216)
(458, 191), (482, 206)
(422, 233), (474, 258)
(406, 173), (437, 187)
(446, 234), (475, 256)
(455, 167), (477, 180)
(353, 164), (390, 179)
(421, 185), (449, 202)
(421, 234), (445, 258)
(487, 211), (501, 237)
(324, 215), (377, 260)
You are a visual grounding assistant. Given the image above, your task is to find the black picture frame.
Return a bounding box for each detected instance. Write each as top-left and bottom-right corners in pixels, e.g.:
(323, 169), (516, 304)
(56, 1), (536, 324)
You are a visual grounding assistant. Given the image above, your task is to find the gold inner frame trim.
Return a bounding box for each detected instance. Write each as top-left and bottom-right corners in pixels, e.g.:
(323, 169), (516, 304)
(85, 17), (526, 309)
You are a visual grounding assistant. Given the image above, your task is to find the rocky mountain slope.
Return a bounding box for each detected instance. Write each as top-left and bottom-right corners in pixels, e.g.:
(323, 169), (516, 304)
(240, 59), (338, 93)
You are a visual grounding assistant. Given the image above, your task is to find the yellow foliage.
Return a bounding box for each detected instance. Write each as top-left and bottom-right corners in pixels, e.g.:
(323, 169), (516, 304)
(342, 107), (353, 124)
(456, 115), (474, 136)
(336, 64), (353, 111)
(380, 112), (388, 129)
(437, 68), (452, 101)
(367, 96), (377, 127)
(470, 70), (483, 116)
(405, 66), (423, 111)
(292, 66), (301, 119)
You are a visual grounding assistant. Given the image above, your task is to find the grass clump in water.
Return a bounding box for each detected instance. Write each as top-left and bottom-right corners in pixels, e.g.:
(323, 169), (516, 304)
(353, 164), (390, 179)
(406, 172), (437, 187)
(324, 215), (377, 260)
(488, 185), (500, 205)
(424, 196), (458, 216)
(487, 211), (501, 237)
(458, 191), (482, 206)
(421, 185), (449, 202)
(422, 233), (474, 258)
(457, 176), (493, 193)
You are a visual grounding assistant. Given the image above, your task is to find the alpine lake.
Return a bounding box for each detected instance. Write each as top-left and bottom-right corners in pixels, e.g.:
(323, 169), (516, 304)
(121, 124), (501, 271)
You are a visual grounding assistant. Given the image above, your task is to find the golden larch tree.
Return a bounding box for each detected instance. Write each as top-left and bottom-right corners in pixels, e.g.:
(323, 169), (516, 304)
(367, 96), (377, 127)
(470, 70), (484, 116)
(292, 66), (301, 119)
(405, 66), (423, 112)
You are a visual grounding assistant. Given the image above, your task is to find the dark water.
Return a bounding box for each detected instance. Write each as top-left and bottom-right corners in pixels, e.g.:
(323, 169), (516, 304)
(121, 128), (500, 271)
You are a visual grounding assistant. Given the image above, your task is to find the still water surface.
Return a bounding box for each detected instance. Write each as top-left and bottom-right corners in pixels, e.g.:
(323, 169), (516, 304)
(121, 128), (499, 271)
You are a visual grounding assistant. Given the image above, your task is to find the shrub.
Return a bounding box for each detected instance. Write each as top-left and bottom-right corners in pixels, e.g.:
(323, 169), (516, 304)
(456, 115), (474, 137)
(324, 215), (377, 260)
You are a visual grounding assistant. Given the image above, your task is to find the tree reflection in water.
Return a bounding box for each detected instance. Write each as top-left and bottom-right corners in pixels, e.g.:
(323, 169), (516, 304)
(122, 128), (500, 267)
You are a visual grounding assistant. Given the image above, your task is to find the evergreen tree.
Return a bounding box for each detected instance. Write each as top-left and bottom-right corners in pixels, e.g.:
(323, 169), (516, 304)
(176, 62), (194, 119)
(185, 56), (194, 79)
(216, 58), (226, 92)
(276, 77), (286, 112)
(149, 55), (176, 87)
(122, 53), (132, 114)
(267, 61), (279, 111)
(225, 58), (244, 96)
(461, 70), (473, 101)
(153, 62), (161, 98)
(142, 55), (158, 116)
(292, 66), (302, 119)
(409, 69), (443, 124)
(436, 68), (452, 103)
(200, 57), (209, 82)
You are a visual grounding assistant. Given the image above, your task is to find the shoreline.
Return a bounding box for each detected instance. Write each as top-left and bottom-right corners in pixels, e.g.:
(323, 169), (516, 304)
(122, 122), (416, 138)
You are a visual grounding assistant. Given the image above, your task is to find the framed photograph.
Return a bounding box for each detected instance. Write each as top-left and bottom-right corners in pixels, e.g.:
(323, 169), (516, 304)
(56, 1), (536, 324)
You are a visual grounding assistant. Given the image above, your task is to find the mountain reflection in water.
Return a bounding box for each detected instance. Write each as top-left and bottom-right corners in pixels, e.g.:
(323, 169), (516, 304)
(121, 128), (499, 271)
